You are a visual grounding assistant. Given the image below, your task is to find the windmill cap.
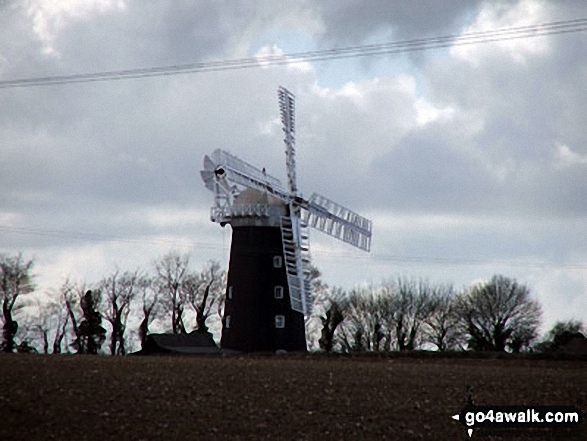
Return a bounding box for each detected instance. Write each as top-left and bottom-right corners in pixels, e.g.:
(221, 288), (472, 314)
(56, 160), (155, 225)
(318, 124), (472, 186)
(234, 188), (284, 207)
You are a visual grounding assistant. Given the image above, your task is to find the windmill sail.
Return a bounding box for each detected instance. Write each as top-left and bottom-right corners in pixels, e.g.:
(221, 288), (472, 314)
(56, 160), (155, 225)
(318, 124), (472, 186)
(278, 87), (313, 314)
(280, 216), (313, 315)
(278, 87), (297, 196)
(210, 149), (285, 192)
(301, 192), (372, 252)
(202, 149), (290, 201)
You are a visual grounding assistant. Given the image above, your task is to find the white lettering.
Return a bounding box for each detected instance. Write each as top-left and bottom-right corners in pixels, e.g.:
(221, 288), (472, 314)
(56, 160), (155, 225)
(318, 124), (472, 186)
(465, 412), (475, 427)
(505, 412), (517, 423)
(531, 409), (542, 423)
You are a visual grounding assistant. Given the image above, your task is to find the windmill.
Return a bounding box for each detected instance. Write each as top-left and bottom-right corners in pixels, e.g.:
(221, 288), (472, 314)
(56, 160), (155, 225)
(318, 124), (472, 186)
(200, 87), (372, 352)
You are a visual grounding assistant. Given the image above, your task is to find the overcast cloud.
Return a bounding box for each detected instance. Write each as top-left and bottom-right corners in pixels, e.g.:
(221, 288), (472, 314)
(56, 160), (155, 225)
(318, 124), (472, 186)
(1, 0), (586, 332)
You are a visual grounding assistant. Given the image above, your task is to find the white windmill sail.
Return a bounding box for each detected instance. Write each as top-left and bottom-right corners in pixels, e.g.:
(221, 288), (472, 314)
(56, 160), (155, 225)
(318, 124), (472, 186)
(201, 149), (291, 222)
(301, 193), (372, 252)
(210, 150), (284, 190)
(280, 216), (312, 314)
(279, 86), (297, 196)
(278, 87), (313, 315)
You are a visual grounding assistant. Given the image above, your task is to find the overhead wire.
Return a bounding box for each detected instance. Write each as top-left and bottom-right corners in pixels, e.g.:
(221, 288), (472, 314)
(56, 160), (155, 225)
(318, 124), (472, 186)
(1, 224), (586, 270)
(0, 225), (218, 250)
(0, 18), (586, 89)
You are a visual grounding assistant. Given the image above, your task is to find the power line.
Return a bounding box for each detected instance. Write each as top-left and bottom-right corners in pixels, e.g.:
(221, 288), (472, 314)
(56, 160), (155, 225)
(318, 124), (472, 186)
(1, 224), (586, 270)
(0, 225), (218, 250)
(1, 18), (586, 89)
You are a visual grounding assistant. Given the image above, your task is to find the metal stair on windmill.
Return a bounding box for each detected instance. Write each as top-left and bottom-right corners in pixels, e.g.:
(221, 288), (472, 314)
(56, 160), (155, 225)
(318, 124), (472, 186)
(200, 87), (372, 351)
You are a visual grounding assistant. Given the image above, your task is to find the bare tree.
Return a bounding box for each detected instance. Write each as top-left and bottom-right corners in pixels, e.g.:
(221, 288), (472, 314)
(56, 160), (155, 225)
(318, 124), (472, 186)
(183, 261), (225, 335)
(137, 277), (158, 350)
(34, 296), (69, 354)
(423, 284), (464, 351)
(305, 265), (333, 351)
(154, 251), (189, 334)
(52, 300), (69, 354)
(338, 286), (391, 352)
(456, 275), (542, 352)
(318, 279), (464, 353)
(77, 289), (106, 354)
(100, 270), (141, 355)
(63, 281), (84, 352)
(63, 283), (105, 354)
(390, 278), (437, 351)
(317, 287), (347, 352)
(34, 301), (51, 354)
(337, 279), (438, 353)
(0, 253), (35, 353)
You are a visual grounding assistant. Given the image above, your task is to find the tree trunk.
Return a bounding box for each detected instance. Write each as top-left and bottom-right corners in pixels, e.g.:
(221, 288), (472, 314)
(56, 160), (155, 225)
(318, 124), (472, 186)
(2, 301), (18, 353)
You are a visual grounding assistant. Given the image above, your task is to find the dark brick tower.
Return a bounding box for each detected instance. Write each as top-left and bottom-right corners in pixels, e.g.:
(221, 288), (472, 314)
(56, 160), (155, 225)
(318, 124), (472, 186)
(219, 189), (307, 352)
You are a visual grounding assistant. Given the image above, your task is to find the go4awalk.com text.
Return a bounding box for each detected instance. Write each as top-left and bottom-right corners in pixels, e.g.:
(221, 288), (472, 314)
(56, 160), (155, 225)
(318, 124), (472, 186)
(452, 404), (583, 438)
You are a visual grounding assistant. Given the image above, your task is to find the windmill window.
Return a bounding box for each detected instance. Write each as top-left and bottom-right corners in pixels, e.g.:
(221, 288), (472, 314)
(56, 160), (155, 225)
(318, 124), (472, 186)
(227, 286), (233, 300)
(273, 255), (283, 268)
(275, 315), (285, 329)
(274, 286), (284, 299)
(225, 315), (231, 329)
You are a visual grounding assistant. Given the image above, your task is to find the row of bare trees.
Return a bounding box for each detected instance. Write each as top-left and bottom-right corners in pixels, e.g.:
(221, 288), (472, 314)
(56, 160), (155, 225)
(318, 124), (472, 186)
(1, 251), (581, 354)
(310, 275), (544, 353)
(0, 251), (226, 354)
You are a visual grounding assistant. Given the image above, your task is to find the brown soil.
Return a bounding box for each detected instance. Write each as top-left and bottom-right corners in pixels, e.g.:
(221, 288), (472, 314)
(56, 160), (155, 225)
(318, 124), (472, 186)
(0, 353), (585, 440)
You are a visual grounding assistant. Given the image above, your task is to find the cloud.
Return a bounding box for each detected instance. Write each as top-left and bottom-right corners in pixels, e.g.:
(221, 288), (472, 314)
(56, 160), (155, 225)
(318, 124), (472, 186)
(413, 2), (587, 221)
(312, 0), (486, 43)
(26, 0), (126, 56)
(556, 144), (587, 167)
(450, 0), (551, 66)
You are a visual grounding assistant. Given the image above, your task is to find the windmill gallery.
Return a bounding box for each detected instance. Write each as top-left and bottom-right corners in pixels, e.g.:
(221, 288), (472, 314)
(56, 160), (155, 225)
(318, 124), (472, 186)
(200, 87), (373, 352)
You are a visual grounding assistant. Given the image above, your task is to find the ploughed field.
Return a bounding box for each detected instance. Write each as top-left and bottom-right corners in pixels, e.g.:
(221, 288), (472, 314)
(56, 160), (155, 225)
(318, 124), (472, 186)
(0, 353), (585, 440)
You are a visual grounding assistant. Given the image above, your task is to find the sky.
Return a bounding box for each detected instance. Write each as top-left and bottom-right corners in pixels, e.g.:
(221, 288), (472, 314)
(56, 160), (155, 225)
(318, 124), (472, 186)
(1, 0), (586, 333)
